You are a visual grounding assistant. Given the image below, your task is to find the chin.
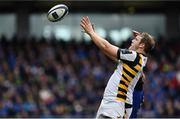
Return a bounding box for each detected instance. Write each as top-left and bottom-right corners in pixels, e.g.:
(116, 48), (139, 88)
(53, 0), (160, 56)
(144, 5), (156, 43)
(130, 46), (137, 51)
(129, 46), (134, 50)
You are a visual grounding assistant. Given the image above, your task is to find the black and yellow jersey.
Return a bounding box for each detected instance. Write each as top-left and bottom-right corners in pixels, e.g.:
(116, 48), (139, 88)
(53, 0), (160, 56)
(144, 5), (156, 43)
(103, 49), (147, 105)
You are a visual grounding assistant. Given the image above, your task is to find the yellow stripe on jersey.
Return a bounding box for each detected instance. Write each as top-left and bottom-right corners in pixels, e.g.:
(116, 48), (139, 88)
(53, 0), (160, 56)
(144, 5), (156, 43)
(121, 77), (129, 86)
(119, 83), (128, 91)
(123, 63), (137, 76)
(116, 54), (143, 102)
(118, 91), (126, 96)
(122, 75), (130, 83)
(134, 64), (141, 71)
(139, 54), (143, 66)
(134, 55), (143, 71)
(117, 91), (126, 99)
(122, 70), (133, 81)
(116, 97), (126, 101)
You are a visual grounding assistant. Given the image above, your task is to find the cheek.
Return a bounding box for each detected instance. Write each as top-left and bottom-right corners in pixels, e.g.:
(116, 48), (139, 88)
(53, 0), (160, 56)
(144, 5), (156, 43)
(134, 41), (138, 45)
(135, 42), (140, 47)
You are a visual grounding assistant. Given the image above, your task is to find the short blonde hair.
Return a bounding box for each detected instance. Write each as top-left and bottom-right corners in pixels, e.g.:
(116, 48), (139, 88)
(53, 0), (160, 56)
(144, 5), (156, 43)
(140, 32), (155, 54)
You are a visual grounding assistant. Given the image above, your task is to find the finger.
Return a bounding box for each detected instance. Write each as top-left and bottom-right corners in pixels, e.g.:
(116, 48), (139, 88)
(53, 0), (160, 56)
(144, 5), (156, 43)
(132, 30), (138, 33)
(82, 19), (89, 26)
(86, 16), (91, 24)
(81, 19), (85, 25)
(83, 16), (90, 25)
(81, 19), (87, 26)
(80, 24), (86, 33)
(133, 31), (139, 35)
(80, 23), (85, 29)
(85, 16), (89, 21)
(132, 30), (141, 37)
(92, 23), (95, 31)
(84, 16), (88, 20)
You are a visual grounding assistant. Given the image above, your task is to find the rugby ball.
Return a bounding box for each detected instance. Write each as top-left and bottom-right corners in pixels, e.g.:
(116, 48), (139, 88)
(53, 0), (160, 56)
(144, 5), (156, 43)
(47, 4), (68, 22)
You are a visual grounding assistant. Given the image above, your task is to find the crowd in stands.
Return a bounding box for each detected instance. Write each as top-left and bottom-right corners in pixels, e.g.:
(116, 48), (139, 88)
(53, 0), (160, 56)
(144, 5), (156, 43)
(0, 35), (179, 117)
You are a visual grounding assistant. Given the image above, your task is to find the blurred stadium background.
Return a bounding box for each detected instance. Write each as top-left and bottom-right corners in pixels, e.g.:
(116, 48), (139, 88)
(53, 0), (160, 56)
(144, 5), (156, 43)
(0, 0), (180, 118)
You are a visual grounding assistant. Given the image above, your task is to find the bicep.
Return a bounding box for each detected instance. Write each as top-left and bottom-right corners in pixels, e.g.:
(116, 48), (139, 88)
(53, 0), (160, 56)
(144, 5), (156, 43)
(103, 42), (119, 60)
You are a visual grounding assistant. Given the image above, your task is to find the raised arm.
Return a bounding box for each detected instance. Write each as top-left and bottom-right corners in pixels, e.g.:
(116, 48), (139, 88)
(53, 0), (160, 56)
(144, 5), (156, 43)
(80, 16), (119, 61)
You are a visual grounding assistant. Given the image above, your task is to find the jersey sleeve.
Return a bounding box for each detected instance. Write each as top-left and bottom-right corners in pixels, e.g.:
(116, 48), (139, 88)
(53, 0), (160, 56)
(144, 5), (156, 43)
(117, 49), (137, 62)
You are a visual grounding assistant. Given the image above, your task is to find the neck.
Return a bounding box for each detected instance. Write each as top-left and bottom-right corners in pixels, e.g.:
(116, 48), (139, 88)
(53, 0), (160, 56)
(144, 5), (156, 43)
(128, 46), (147, 56)
(136, 49), (146, 56)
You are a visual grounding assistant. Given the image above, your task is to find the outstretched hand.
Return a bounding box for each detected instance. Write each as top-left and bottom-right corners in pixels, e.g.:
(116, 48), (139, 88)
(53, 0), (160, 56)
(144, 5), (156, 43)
(80, 16), (95, 35)
(132, 30), (141, 37)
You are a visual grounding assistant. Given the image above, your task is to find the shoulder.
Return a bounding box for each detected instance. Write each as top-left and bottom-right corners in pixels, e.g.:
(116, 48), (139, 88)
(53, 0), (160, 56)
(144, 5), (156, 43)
(118, 49), (137, 62)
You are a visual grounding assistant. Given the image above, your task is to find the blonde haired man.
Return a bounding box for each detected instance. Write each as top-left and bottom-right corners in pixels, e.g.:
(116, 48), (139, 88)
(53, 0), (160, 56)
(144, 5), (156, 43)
(80, 16), (155, 118)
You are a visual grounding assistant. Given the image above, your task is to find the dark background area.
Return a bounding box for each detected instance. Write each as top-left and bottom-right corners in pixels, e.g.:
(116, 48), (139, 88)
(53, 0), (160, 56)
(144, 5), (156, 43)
(0, 0), (179, 39)
(0, 0), (180, 14)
